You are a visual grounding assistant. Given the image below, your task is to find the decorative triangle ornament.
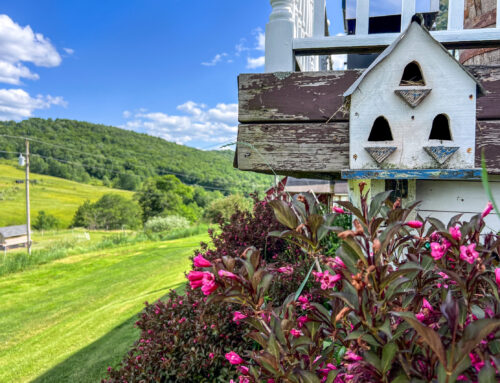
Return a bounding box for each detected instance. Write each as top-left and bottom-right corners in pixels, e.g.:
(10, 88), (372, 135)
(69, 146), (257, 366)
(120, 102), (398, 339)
(365, 147), (397, 164)
(394, 88), (431, 108)
(424, 146), (459, 165)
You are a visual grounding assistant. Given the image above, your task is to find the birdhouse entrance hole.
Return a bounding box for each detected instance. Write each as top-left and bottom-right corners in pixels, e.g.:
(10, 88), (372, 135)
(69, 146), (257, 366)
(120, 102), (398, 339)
(400, 61), (425, 86)
(429, 114), (452, 140)
(368, 116), (393, 141)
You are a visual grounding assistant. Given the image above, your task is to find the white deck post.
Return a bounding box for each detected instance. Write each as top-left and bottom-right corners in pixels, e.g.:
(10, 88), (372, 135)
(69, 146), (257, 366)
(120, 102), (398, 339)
(266, 0), (295, 72)
(312, 0), (325, 37)
(448, 0), (465, 30)
(401, 0), (416, 31)
(356, 0), (370, 35)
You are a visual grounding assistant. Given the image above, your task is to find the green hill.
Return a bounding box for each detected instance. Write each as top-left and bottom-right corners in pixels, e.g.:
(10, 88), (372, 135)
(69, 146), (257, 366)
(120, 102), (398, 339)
(0, 118), (272, 193)
(0, 162), (133, 228)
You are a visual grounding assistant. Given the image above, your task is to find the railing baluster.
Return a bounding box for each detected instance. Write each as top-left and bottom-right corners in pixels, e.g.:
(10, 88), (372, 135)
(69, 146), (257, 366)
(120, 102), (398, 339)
(401, 0), (416, 31)
(448, 0), (464, 30)
(313, 0), (325, 37)
(356, 0), (370, 35)
(497, 0), (500, 28)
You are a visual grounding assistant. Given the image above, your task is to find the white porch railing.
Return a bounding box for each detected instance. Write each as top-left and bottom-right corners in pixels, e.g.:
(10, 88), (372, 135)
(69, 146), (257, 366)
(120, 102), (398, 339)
(265, 0), (500, 72)
(265, 0), (326, 72)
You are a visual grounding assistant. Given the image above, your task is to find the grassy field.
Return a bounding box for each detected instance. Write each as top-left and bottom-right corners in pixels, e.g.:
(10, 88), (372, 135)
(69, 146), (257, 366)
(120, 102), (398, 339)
(0, 233), (206, 382)
(0, 161), (133, 227)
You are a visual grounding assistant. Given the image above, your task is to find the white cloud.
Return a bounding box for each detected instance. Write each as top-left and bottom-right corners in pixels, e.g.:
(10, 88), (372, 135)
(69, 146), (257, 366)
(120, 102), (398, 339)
(246, 56), (265, 69)
(0, 88), (66, 120)
(0, 14), (61, 84)
(121, 102), (238, 146)
(122, 110), (131, 118)
(63, 47), (74, 55)
(254, 29), (265, 51)
(201, 53), (228, 66)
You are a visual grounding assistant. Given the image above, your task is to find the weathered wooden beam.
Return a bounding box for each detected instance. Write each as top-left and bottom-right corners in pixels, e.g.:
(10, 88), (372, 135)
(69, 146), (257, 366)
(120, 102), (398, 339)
(476, 120), (500, 173)
(235, 123), (349, 177)
(239, 66), (500, 123)
(235, 120), (500, 177)
(239, 70), (362, 123)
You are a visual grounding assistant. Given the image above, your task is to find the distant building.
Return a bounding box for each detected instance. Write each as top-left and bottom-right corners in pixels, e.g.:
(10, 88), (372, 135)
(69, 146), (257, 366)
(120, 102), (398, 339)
(0, 225), (28, 250)
(266, 177), (348, 207)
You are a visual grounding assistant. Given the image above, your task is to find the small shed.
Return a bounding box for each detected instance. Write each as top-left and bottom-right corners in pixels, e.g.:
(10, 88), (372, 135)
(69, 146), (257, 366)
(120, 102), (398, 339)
(0, 225), (28, 250)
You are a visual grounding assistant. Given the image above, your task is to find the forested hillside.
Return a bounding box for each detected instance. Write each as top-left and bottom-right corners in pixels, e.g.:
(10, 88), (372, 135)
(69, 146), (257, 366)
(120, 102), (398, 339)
(0, 118), (271, 193)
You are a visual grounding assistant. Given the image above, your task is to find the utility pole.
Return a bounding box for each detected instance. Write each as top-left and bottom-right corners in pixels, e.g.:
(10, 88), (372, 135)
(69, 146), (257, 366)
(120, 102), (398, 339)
(25, 139), (31, 255)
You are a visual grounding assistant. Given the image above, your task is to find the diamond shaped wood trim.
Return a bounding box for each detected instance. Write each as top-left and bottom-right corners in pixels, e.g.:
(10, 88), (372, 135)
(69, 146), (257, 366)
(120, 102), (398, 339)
(365, 147), (397, 164)
(395, 88), (431, 108)
(424, 146), (459, 165)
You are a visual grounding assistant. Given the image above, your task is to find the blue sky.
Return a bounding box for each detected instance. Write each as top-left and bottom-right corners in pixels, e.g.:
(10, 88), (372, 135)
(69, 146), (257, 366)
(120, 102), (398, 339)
(0, 1), (418, 149)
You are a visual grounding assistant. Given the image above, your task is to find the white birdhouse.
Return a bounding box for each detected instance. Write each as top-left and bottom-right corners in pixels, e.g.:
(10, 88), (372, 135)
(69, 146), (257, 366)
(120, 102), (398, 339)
(344, 20), (485, 171)
(18, 153), (25, 167)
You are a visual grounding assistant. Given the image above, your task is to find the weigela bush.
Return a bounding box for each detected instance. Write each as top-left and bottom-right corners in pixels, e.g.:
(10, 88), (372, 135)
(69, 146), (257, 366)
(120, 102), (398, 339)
(200, 186), (500, 383)
(104, 197), (314, 382)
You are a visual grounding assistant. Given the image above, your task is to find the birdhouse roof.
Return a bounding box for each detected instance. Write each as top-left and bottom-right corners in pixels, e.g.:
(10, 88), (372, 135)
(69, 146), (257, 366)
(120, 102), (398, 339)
(343, 20), (486, 100)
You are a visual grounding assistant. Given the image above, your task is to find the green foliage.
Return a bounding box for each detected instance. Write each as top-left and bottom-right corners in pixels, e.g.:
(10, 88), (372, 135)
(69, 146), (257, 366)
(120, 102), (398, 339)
(203, 193), (252, 223)
(135, 175), (211, 222)
(72, 194), (141, 230)
(0, 118), (272, 193)
(143, 215), (190, 233)
(33, 210), (59, 230)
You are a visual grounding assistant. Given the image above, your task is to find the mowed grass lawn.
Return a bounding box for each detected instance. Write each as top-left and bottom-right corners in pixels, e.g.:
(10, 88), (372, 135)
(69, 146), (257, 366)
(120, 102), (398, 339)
(0, 162), (133, 227)
(0, 233), (207, 383)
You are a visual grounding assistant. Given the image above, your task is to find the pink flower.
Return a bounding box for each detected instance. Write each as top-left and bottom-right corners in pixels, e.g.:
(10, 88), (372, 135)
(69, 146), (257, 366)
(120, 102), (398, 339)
(239, 366), (249, 374)
(460, 243), (479, 264)
(495, 268), (500, 288)
(193, 254), (212, 268)
(225, 351), (243, 365)
(218, 269), (239, 281)
(344, 350), (363, 361)
(297, 295), (310, 309)
(313, 270), (342, 290)
(297, 315), (309, 328)
(405, 220), (423, 229)
(178, 317), (187, 324)
(333, 206), (346, 214)
(449, 225), (461, 240)
(422, 298), (433, 311)
(209, 352), (215, 359)
(277, 266), (294, 275)
(430, 242), (446, 260)
(416, 312), (426, 322)
(290, 328), (302, 338)
(187, 270), (206, 289)
(482, 201), (494, 218)
(232, 311), (247, 324)
(470, 353), (485, 372)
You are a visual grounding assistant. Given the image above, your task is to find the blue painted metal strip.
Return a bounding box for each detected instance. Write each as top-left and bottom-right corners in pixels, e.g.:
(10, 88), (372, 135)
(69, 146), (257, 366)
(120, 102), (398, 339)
(341, 169), (482, 180)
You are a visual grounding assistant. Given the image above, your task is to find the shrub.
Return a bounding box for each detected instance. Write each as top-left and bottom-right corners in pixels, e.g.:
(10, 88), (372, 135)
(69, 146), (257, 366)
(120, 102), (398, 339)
(33, 210), (59, 230)
(203, 194), (251, 223)
(104, 196), (304, 383)
(144, 215), (190, 233)
(204, 188), (500, 382)
(72, 194), (141, 230)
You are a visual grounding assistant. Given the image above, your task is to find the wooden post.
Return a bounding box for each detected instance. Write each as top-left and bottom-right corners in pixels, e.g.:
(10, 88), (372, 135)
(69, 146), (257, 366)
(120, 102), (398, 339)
(25, 140), (31, 255)
(266, 0), (295, 72)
